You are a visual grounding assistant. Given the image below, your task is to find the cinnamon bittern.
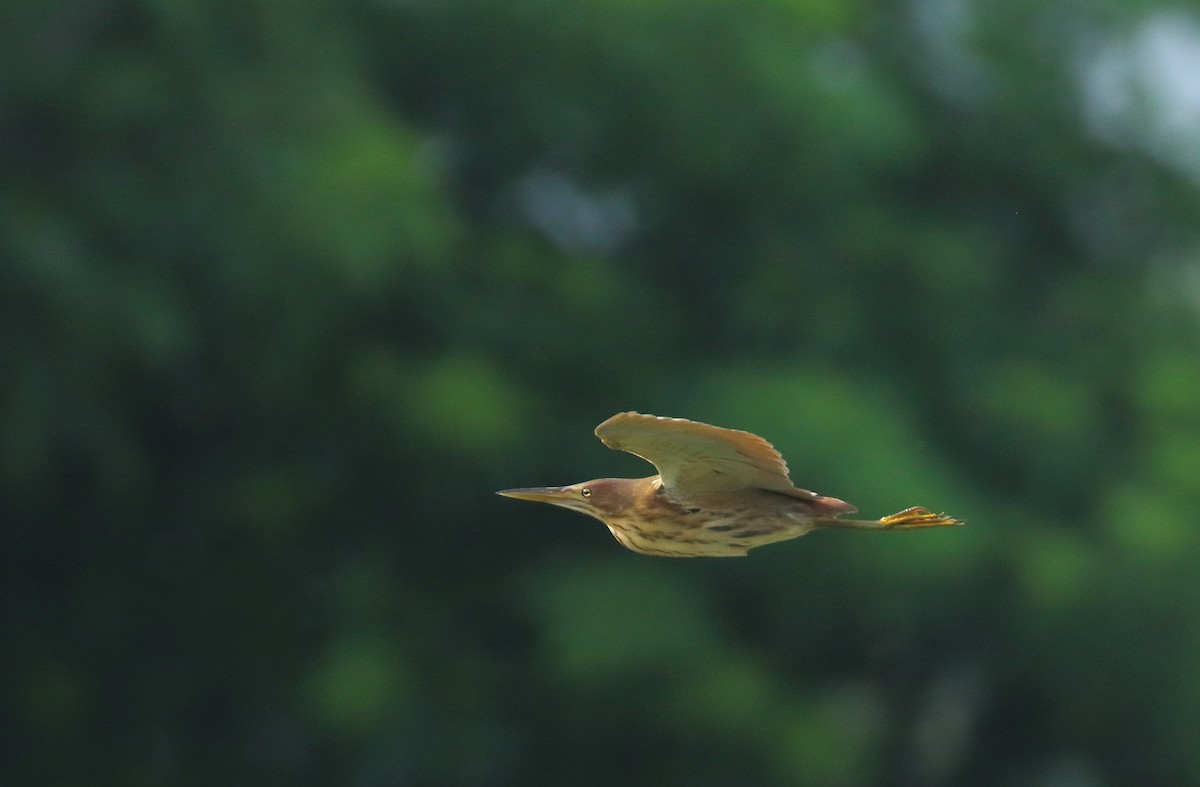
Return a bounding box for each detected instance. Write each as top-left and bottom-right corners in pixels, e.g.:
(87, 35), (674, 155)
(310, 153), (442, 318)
(498, 412), (962, 557)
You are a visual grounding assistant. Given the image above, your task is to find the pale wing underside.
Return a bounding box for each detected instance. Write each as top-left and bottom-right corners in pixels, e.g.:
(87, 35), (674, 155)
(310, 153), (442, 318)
(594, 412), (820, 499)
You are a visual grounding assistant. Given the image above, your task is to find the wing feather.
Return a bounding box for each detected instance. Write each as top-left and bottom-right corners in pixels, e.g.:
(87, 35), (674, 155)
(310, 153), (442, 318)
(594, 412), (819, 499)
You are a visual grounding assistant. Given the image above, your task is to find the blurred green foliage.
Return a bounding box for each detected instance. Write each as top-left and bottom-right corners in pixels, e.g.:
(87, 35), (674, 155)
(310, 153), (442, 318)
(4, 0), (1200, 784)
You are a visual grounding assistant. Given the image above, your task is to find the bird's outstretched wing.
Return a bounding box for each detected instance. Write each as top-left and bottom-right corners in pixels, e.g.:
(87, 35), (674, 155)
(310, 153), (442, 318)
(595, 412), (837, 503)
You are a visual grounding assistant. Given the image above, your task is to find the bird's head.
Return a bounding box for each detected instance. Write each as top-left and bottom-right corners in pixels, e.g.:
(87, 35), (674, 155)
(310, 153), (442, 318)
(497, 478), (637, 523)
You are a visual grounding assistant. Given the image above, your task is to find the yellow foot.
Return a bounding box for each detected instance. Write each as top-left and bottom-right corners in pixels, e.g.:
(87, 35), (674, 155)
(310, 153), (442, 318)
(879, 506), (963, 529)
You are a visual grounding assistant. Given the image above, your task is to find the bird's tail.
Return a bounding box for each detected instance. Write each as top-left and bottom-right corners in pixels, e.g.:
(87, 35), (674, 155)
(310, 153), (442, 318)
(818, 506), (962, 530)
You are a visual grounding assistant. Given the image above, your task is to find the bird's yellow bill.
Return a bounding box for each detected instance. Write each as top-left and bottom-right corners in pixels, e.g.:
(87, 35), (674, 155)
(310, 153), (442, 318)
(878, 506), (963, 529)
(497, 487), (571, 503)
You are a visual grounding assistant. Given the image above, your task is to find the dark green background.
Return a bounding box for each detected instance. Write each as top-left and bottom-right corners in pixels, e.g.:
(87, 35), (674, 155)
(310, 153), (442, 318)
(6, 0), (1200, 784)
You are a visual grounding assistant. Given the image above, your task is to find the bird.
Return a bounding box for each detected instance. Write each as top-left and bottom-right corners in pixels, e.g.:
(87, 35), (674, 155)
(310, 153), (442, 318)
(498, 411), (962, 557)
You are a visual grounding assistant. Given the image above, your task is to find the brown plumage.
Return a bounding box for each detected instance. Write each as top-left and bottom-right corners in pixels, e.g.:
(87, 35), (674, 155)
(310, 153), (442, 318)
(498, 412), (962, 557)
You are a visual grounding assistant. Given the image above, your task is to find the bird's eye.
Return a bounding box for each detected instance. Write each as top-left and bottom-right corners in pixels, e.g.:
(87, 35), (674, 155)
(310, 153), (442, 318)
(581, 487), (592, 497)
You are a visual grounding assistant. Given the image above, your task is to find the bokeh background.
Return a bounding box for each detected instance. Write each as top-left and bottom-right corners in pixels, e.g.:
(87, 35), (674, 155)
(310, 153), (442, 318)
(6, 0), (1200, 784)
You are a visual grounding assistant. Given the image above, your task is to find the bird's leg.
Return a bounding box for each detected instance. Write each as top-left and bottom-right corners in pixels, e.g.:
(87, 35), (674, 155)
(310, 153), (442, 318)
(813, 516), (886, 530)
(816, 506), (962, 530)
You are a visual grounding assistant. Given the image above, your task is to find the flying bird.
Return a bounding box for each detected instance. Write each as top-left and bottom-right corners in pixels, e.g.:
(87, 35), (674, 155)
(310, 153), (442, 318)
(498, 412), (962, 557)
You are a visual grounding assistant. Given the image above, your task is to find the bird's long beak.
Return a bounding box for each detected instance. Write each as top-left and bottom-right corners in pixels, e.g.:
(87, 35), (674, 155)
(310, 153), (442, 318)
(497, 486), (572, 504)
